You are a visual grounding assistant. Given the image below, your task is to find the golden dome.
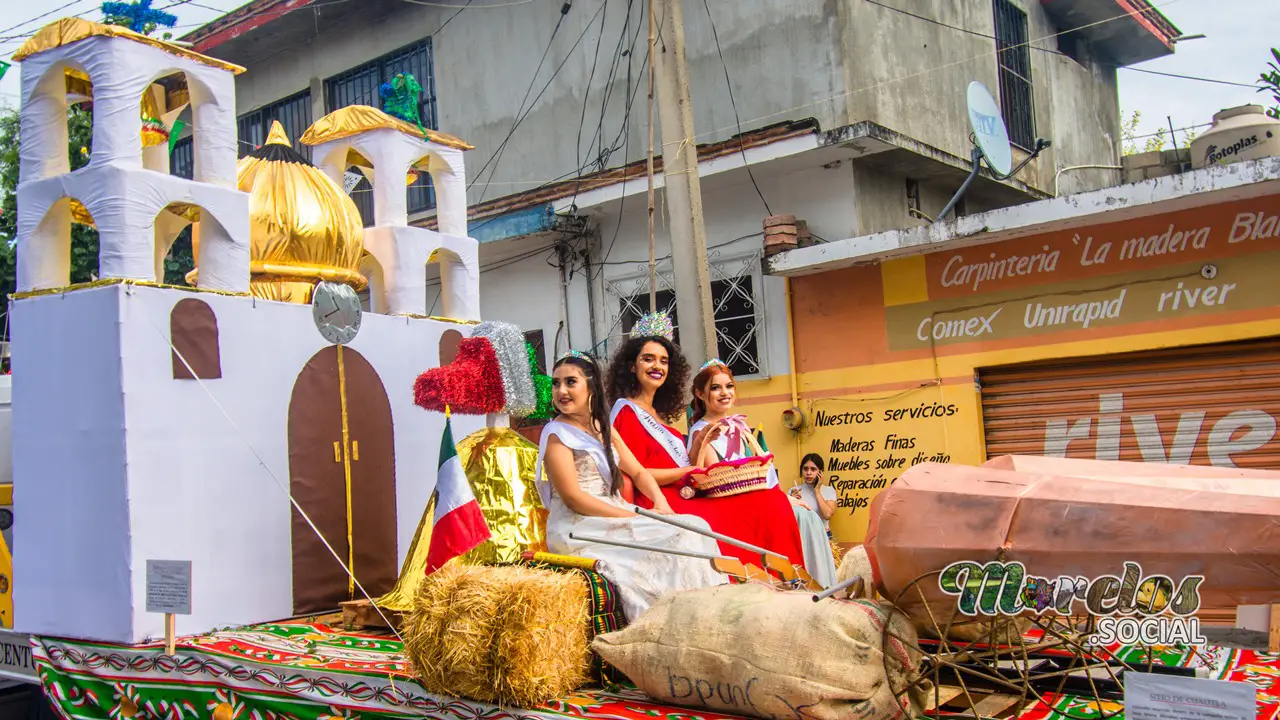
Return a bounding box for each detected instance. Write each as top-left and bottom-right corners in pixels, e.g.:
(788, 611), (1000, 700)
(189, 121), (366, 303)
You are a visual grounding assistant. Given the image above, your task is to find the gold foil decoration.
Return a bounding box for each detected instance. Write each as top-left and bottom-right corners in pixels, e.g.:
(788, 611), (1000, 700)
(14, 17), (245, 74)
(457, 427), (547, 566)
(10, 277), (249, 301)
(212, 121), (365, 304)
(375, 427), (546, 613)
(376, 494), (436, 613)
(300, 105), (474, 150)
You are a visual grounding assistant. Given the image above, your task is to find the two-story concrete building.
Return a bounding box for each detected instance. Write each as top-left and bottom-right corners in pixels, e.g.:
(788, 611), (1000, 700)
(177, 0), (1178, 384)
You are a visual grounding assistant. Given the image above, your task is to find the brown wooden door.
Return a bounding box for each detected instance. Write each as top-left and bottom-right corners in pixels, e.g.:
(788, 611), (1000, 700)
(289, 346), (398, 614)
(342, 347), (398, 601)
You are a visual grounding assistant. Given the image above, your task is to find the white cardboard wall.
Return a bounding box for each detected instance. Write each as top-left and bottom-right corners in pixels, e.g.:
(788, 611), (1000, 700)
(14, 284), (481, 643)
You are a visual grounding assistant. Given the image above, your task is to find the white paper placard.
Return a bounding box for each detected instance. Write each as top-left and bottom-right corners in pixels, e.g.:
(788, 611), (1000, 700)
(145, 560), (192, 615)
(343, 171), (362, 195)
(0, 631), (37, 683)
(1125, 671), (1255, 720)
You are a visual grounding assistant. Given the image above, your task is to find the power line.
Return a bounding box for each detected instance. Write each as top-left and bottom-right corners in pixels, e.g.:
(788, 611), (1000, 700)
(1122, 66), (1259, 89)
(702, 0), (770, 216)
(466, 1), (576, 195)
(860, 0), (1258, 90)
(687, 0), (1189, 144)
(0, 0), (90, 37)
(472, 0), (609, 204)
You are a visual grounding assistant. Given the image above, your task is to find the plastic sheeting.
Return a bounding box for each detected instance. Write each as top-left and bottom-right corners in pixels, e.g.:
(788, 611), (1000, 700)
(16, 29), (249, 293)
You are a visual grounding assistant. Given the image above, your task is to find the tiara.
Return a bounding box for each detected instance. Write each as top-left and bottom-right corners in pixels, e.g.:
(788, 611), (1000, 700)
(557, 349), (594, 364)
(629, 311), (675, 342)
(699, 358), (728, 372)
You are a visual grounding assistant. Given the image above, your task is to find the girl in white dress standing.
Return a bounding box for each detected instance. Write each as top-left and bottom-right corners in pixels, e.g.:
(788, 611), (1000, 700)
(687, 360), (839, 589)
(536, 351), (727, 622)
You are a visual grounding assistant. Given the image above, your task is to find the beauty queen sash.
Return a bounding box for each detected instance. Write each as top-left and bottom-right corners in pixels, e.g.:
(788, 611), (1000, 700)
(535, 420), (616, 506)
(610, 398), (690, 468)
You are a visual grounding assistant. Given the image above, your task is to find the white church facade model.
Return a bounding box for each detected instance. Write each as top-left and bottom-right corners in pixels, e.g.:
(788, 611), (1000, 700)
(9, 18), (485, 644)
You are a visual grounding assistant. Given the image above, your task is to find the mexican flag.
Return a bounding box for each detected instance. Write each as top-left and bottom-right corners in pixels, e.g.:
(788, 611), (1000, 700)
(425, 416), (491, 574)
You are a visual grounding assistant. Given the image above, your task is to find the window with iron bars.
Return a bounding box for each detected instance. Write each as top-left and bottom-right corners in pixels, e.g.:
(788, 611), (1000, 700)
(170, 136), (194, 179)
(237, 90), (313, 160)
(325, 38), (439, 226)
(992, 0), (1035, 150)
(611, 263), (763, 378)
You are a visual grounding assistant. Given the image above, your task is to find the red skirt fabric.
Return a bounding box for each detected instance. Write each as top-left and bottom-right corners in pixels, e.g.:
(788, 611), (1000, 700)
(638, 485), (806, 567)
(611, 404), (804, 567)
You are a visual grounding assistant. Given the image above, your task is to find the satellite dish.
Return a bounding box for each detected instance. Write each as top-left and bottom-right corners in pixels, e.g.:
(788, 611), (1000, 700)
(966, 81), (1012, 176)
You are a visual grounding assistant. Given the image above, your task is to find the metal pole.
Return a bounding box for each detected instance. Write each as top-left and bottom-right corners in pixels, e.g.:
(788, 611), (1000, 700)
(633, 506), (778, 557)
(653, 0), (716, 362)
(935, 147), (983, 224)
(570, 532), (729, 561)
(646, 0), (657, 311)
(812, 575), (864, 602)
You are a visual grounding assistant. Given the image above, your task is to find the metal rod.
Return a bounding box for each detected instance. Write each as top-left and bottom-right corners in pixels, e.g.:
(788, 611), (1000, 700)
(812, 575), (863, 602)
(569, 532), (730, 561)
(935, 147), (983, 224)
(633, 505), (780, 557)
(646, 0), (657, 311)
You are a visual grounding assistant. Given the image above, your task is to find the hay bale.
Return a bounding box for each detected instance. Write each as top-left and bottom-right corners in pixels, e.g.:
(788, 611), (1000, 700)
(402, 563), (591, 707)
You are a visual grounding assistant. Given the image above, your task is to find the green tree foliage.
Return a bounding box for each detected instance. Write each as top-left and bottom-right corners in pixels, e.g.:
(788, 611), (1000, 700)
(0, 106), (100, 295)
(1261, 48), (1280, 120)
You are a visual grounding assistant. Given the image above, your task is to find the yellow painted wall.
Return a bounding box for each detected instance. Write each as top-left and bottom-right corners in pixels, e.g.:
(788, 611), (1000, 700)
(739, 191), (1280, 545)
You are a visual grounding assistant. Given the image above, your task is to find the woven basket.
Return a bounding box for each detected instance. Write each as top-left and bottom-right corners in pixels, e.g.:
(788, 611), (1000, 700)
(682, 431), (775, 498)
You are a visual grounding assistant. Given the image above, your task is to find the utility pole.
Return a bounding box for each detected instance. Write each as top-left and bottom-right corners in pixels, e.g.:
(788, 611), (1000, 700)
(652, 0), (717, 364)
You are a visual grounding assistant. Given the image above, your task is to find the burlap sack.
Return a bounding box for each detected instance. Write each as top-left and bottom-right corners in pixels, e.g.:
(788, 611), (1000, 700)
(592, 584), (928, 720)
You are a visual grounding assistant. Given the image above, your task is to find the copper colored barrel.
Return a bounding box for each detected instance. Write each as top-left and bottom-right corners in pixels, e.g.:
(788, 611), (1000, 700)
(865, 460), (1280, 629)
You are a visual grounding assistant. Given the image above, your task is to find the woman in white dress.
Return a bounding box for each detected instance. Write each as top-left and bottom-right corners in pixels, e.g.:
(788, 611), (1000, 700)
(687, 360), (839, 589)
(536, 351), (727, 622)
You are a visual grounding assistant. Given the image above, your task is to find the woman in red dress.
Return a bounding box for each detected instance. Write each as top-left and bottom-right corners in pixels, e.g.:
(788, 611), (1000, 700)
(605, 314), (804, 570)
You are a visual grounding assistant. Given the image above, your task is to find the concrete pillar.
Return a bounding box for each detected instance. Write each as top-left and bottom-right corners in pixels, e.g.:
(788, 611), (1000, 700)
(190, 77), (239, 187)
(90, 78), (144, 171)
(429, 153), (467, 237)
(17, 200), (71, 292)
(194, 216), (251, 293)
(372, 161), (409, 228)
(97, 198), (157, 283)
(19, 71), (71, 183)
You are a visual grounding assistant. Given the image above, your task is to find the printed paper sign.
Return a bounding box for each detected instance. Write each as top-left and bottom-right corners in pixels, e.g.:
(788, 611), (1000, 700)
(1125, 671), (1255, 720)
(0, 631), (37, 683)
(343, 171), (362, 195)
(146, 560), (192, 615)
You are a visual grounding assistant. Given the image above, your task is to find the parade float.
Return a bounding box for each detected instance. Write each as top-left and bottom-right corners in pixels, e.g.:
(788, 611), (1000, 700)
(6, 11), (1280, 720)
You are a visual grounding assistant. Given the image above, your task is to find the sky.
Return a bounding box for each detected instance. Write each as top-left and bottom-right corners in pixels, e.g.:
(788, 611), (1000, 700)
(0, 0), (1275, 146)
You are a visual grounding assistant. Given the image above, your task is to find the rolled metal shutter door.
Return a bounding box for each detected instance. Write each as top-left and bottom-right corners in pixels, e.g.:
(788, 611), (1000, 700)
(979, 336), (1280, 470)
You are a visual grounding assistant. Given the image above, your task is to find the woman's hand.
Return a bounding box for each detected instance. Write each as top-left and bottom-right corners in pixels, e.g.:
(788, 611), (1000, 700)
(786, 493), (811, 511)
